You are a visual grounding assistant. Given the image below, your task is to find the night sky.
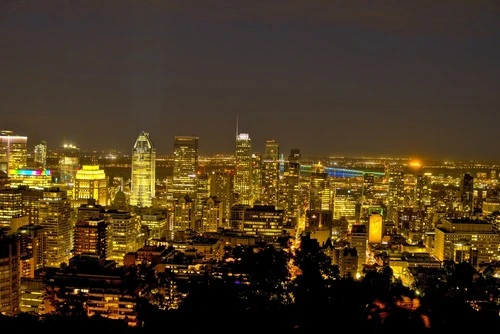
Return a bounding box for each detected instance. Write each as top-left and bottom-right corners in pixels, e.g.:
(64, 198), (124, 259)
(1, 1), (499, 160)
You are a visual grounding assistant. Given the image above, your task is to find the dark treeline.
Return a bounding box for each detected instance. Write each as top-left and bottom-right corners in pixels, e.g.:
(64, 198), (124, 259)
(2, 234), (500, 333)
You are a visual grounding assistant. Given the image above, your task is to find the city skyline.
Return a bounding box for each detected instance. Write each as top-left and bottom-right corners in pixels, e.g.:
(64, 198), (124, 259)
(1, 1), (499, 160)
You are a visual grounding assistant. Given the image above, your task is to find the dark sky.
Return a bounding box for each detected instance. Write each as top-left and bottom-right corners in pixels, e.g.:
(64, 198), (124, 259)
(1, 1), (499, 160)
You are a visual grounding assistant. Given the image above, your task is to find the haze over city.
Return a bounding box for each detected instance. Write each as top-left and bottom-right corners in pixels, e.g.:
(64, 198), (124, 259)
(1, 1), (499, 159)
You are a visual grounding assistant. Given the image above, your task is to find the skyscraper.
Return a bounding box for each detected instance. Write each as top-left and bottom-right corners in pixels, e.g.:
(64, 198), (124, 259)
(0, 130), (27, 174)
(39, 188), (72, 268)
(261, 139), (280, 207)
(172, 136), (199, 200)
(74, 165), (108, 206)
(234, 133), (253, 205)
(57, 143), (80, 185)
(34, 140), (47, 169)
(460, 173), (474, 217)
(130, 131), (156, 208)
(279, 149), (301, 226)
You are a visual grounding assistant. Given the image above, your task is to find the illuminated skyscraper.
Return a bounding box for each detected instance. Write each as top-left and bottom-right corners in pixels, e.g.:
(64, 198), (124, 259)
(130, 131), (156, 208)
(172, 136), (199, 200)
(34, 141), (47, 169)
(74, 165), (108, 206)
(279, 149), (301, 226)
(309, 163), (331, 211)
(39, 188), (72, 268)
(368, 212), (383, 244)
(58, 144), (80, 185)
(0, 188), (22, 229)
(261, 139), (280, 207)
(0, 130), (28, 174)
(234, 133), (253, 205)
(73, 218), (108, 260)
(209, 170), (233, 224)
(105, 210), (141, 266)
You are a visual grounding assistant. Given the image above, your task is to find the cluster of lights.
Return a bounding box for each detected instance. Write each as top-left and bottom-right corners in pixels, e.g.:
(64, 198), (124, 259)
(9, 169), (52, 176)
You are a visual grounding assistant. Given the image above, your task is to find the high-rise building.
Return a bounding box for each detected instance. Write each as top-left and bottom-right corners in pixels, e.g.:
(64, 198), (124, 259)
(460, 173), (474, 217)
(209, 170), (233, 225)
(105, 210), (141, 266)
(350, 224), (367, 277)
(130, 132), (156, 208)
(173, 195), (195, 232)
(18, 186), (44, 225)
(8, 168), (52, 189)
(234, 133), (253, 205)
(387, 169), (404, 222)
(309, 163), (331, 211)
(34, 141), (47, 169)
(0, 234), (21, 316)
(17, 224), (45, 275)
(362, 173), (374, 202)
(261, 139), (280, 207)
(279, 149), (301, 226)
(74, 165), (108, 206)
(0, 130), (28, 174)
(251, 153), (261, 203)
(172, 136), (199, 200)
(0, 188), (23, 229)
(39, 188), (72, 268)
(198, 196), (223, 232)
(368, 212), (383, 244)
(57, 144), (80, 185)
(73, 218), (108, 260)
(141, 214), (168, 240)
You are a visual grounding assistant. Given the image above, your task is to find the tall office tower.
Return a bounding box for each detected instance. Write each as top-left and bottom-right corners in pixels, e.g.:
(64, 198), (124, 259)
(0, 234), (21, 316)
(18, 187), (44, 225)
(130, 131), (156, 208)
(172, 136), (199, 200)
(105, 210), (140, 266)
(17, 224), (45, 275)
(251, 153), (262, 203)
(58, 143), (80, 185)
(73, 218), (108, 259)
(0, 130), (28, 174)
(332, 188), (357, 221)
(279, 149), (301, 226)
(39, 188), (72, 268)
(368, 212), (383, 244)
(209, 170), (234, 225)
(460, 173), (474, 217)
(141, 213), (168, 240)
(173, 195), (195, 232)
(350, 224), (367, 277)
(234, 133), (253, 205)
(387, 169), (404, 223)
(195, 172), (210, 223)
(260, 139), (280, 207)
(34, 141), (47, 169)
(73, 165), (108, 206)
(309, 163), (331, 211)
(0, 188), (23, 229)
(362, 173), (374, 202)
(415, 173), (431, 209)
